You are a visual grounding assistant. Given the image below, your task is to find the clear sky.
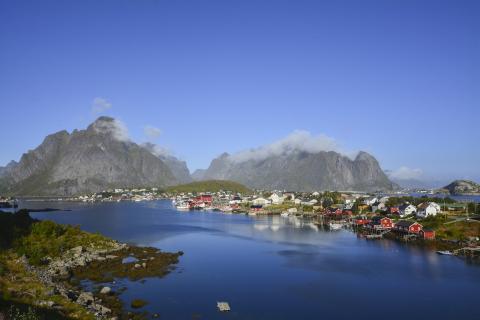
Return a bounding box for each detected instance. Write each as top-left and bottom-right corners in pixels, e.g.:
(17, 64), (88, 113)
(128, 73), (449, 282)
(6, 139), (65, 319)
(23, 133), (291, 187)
(1, 0), (479, 182)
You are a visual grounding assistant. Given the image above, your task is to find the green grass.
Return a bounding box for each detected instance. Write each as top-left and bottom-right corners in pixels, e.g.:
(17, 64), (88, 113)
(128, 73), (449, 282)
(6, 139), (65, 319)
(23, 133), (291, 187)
(166, 180), (252, 194)
(0, 210), (116, 265)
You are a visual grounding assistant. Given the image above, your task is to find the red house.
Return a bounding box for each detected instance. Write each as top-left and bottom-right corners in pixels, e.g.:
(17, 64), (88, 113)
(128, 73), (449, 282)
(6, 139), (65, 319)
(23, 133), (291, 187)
(388, 207), (400, 215)
(370, 216), (394, 230)
(342, 210), (353, 216)
(420, 229), (436, 240)
(355, 218), (370, 226)
(394, 221), (423, 234)
(199, 195), (213, 204)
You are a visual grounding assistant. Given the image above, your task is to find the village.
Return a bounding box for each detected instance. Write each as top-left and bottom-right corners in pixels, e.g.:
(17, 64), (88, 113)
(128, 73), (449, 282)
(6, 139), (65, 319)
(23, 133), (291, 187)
(2, 187), (480, 257)
(170, 190), (480, 256)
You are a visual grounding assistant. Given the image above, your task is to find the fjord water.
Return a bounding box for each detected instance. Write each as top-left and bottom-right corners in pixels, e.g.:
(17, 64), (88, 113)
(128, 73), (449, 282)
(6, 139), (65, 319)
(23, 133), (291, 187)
(29, 200), (480, 320)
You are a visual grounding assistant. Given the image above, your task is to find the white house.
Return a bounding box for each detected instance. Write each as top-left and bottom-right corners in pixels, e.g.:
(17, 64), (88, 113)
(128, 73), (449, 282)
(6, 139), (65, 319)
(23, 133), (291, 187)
(399, 204), (417, 217)
(269, 193), (284, 205)
(308, 199), (318, 205)
(416, 202), (441, 218)
(363, 197), (378, 206)
(252, 197), (271, 206)
(312, 191), (320, 197)
(378, 196), (390, 204)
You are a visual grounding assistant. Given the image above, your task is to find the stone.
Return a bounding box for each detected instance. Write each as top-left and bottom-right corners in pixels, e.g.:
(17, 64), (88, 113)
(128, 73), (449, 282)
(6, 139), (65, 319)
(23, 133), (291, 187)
(76, 292), (94, 306)
(70, 246), (84, 256)
(142, 262), (147, 268)
(100, 287), (112, 295)
(93, 304), (111, 315)
(38, 301), (55, 308)
(134, 264), (141, 269)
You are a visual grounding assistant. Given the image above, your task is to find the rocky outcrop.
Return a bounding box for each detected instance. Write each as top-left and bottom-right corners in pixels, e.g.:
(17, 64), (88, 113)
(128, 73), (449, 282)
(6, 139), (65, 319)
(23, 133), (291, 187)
(443, 180), (480, 195)
(2, 117), (178, 196)
(201, 151), (396, 192)
(142, 143), (192, 184)
(18, 242), (126, 319)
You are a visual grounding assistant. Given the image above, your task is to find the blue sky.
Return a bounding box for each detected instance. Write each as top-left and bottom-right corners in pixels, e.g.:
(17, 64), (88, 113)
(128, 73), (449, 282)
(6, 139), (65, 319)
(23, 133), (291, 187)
(1, 0), (479, 182)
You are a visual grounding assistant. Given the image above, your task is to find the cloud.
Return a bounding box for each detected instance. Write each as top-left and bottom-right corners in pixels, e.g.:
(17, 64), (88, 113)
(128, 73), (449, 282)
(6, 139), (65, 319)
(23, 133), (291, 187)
(142, 142), (170, 158)
(387, 166), (423, 180)
(144, 125), (162, 140)
(92, 117), (129, 142)
(229, 130), (341, 163)
(91, 97), (112, 114)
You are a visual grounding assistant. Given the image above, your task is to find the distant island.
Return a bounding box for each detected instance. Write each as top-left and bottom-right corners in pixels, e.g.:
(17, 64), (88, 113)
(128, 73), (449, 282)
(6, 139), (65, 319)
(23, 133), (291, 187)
(441, 180), (480, 195)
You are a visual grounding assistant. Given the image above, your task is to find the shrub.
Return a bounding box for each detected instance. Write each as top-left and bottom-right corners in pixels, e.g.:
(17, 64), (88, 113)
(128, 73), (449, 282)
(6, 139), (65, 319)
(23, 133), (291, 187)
(8, 306), (41, 320)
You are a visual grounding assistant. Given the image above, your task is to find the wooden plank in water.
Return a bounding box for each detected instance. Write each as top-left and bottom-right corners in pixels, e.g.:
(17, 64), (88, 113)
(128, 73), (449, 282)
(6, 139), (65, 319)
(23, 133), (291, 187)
(217, 302), (231, 312)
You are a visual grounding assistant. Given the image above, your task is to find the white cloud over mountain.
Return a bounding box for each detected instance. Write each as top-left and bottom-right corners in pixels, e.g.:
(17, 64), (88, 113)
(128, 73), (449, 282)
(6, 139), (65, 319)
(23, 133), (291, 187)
(230, 130), (342, 163)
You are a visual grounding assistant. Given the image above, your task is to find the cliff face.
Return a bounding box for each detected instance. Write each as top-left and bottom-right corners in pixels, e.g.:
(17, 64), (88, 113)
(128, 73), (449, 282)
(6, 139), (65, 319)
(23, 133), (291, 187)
(2, 117), (178, 196)
(201, 150), (396, 192)
(141, 143), (192, 184)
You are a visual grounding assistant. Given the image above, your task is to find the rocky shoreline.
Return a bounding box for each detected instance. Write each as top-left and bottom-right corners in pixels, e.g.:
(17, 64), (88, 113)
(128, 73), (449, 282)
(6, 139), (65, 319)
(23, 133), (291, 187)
(2, 239), (181, 319)
(20, 242), (127, 318)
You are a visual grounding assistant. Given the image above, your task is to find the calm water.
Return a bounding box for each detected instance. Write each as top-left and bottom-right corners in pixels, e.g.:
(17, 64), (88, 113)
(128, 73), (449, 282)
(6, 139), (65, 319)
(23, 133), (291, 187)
(26, 200), (480, 320)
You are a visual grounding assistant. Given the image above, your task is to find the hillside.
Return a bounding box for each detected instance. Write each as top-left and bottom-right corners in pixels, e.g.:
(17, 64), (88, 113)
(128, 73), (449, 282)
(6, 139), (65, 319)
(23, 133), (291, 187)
(442, 180), (480, 195)
(166, 180), (252, 194)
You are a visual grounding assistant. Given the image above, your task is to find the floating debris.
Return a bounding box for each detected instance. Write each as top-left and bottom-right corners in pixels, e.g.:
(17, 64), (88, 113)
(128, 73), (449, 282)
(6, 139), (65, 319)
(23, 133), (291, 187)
(217, 301), (231, 312)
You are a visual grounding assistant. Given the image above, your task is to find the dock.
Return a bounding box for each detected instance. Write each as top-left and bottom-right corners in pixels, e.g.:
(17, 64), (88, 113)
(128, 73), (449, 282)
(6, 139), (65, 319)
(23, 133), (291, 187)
(217, 302), (231, 312)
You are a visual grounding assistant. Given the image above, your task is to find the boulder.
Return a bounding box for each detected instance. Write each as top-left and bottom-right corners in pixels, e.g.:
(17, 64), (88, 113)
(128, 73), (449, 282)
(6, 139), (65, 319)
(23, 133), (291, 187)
(76, 292), (94, 306)
(100, 287), (112, 295)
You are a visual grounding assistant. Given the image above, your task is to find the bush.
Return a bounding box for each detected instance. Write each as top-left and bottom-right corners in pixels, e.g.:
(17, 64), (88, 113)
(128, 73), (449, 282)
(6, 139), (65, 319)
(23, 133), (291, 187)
(7, 306), (41, 320)
(0, 258), (6, 276)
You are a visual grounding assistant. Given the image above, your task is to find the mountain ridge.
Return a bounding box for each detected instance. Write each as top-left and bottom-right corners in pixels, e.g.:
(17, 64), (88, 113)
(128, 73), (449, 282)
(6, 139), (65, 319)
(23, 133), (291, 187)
(0, 117), (179, 196)
(199, 150), (397, 192)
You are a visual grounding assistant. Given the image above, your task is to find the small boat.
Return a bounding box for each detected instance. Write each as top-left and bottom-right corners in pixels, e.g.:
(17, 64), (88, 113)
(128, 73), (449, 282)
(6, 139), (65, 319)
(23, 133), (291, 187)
(436, 250), (454, 255)
(280, 212), (289, 218)
(329, 222), (343, 231)
(176, 202), (190, 211)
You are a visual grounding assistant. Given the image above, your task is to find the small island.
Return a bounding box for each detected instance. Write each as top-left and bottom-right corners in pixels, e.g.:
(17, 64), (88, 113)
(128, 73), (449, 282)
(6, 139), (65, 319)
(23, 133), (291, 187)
(441, 180), (480, 196)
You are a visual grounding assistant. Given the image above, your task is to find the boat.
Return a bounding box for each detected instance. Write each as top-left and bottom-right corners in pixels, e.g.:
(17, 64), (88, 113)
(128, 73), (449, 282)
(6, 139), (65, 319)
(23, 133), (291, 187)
(280, 212), (290, 218)
(436, 250), (454, 255)
(329, 222), (343, 231)
(176, 202), (190, 211)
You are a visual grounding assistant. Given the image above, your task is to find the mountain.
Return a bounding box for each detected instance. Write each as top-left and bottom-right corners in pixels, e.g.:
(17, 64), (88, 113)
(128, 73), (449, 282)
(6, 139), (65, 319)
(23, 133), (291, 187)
(191, 169), (207, 181)
(0, 117), (178, 196)
(0, 161), (17, 177)
(200, 151), (396, 192)
(442, 180), (480, 195)
(142, 143), (192, 184)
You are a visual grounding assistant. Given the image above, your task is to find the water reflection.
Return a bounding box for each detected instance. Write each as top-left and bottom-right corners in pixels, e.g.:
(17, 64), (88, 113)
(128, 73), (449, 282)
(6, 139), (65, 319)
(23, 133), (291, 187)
(27, 200), (480, 320)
